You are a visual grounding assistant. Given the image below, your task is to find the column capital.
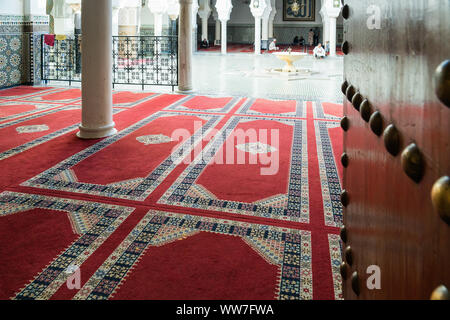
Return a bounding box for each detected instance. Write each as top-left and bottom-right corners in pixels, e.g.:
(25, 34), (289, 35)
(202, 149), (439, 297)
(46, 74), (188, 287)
(250, 0), (267, 18)
(323, 0), (342, 18)
(167, 0), (180, 19)
(269, 0), (277, 20)
(215, 0), (232, 21)
(179, 0), (194, 4)
(192, 0), (199, 16)
(198, 0), (211, 19)
(212, 0), (219, 19)
(191, 0), (199, 25)
(262, 0), (272, 20)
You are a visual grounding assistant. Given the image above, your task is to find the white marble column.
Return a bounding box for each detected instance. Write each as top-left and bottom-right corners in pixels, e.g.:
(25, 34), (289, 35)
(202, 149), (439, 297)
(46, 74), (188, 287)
(250, 0), (266, 55)
(215, 0), (232, 55)
(215, 19), (221, 44)
(192, 0), (199, 53)
(329, 16), (337, 57)
(319, 7), (330, 45)
(324, 18), (330, 44)
(212, 8), (220, 45)
(261, 0), (271, 49)
(220, 20), (227, 54)
(262, 16), (269, 40)
(323, 0), (342, 57)
(78, 0), (117, 139)
(254, 17), (261, 54)
(201, 17), (208, 40)
(198, 0), (211, 41)
(268, 0), (276, 38)
(179, 0), (194, 93)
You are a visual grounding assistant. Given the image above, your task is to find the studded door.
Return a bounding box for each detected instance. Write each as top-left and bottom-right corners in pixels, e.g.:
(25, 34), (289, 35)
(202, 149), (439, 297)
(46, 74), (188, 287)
(340, 0), (450, 299)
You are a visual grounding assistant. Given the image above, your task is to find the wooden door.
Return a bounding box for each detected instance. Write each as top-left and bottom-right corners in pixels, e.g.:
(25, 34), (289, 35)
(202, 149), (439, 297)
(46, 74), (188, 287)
(340, 0), (450, 300)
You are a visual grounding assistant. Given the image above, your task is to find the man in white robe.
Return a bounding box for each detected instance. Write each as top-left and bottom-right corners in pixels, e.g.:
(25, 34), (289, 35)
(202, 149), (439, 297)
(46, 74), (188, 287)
(269, 39), (279, 51)
(313, 43), (326, 59)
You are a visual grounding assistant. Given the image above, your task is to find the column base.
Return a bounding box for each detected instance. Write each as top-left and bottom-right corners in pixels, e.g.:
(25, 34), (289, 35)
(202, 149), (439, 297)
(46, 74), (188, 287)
(77, 123), (117, 139)
(177, 87), (194, 94)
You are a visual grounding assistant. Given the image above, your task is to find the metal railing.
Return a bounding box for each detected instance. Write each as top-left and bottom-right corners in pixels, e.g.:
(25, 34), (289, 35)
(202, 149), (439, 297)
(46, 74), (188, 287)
(41, 35), (178, 90)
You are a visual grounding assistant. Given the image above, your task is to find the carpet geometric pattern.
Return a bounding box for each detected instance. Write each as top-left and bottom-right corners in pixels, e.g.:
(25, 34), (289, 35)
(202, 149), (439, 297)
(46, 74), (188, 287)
(0, 85), (344, 300)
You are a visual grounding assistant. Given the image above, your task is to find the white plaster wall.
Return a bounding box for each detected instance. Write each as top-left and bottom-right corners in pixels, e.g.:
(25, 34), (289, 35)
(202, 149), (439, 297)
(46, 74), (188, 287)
(0, 0), (24, 15)
(228, 0), (252, 24)
(24, 0), (46, 15)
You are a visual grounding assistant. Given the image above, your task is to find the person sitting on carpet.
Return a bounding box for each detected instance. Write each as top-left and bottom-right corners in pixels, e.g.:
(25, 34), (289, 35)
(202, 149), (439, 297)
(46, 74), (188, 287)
(269, 39), (279, 51)
(313, 43), (326, 59)
(200, 38), (209, 49)
(299, 36), (305, 46)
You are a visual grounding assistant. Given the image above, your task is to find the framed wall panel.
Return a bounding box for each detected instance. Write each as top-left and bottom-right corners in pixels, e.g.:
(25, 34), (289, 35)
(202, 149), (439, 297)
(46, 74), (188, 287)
(283, 0), (315, 22)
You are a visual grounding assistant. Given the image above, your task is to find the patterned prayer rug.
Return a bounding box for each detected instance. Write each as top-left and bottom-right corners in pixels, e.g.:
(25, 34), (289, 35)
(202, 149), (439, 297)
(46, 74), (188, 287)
(0, 87), (344, 300)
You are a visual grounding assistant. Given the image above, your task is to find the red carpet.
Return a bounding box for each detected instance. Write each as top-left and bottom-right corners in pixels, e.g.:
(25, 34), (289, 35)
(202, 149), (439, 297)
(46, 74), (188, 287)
(28, 88), (82, 103)
(92, 231), (280, 300)
(182, 96), (233, 111)
(0, 87), (344, 300)
(0, 101), (64, 123)
(198, 43), (345, 56)
(246, 99), (297, 115)
(0, 86), (56, 98)
(0, 106), (82, 160)
(112, 91), (157, 107)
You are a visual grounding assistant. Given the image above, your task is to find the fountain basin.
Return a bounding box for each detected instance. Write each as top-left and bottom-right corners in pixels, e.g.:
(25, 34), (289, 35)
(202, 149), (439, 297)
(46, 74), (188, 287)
(273, 52), (308, 73)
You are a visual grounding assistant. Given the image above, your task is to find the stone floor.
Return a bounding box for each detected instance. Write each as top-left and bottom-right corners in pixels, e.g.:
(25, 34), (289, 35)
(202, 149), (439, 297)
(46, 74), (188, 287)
(47, 52), (344, 103)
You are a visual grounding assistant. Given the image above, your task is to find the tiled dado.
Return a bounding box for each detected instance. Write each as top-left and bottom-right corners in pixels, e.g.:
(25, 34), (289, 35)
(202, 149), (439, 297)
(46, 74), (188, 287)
(0, 15), (49, 88)
(0, 15), (49, 33)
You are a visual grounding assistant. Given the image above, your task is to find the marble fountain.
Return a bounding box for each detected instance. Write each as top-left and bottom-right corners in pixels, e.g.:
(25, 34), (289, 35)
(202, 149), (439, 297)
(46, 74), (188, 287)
(270, 48), (311, 77)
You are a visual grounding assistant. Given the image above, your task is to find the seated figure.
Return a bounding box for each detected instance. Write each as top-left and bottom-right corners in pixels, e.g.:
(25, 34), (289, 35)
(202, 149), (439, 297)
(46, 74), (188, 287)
(293, 36), (299, 46)
(313, 43), (326, 59)
(299, 36), (305, 46)
(269, 39), (279, 51)
(200, 38), (209, 49)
